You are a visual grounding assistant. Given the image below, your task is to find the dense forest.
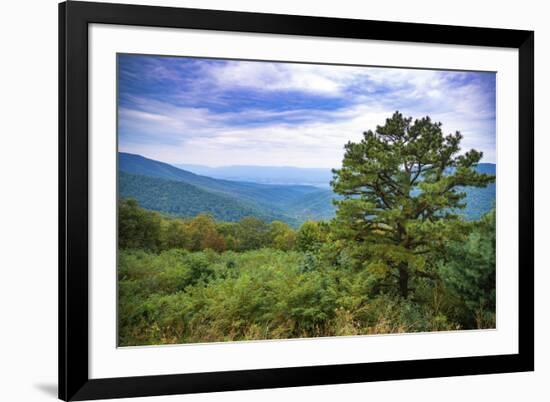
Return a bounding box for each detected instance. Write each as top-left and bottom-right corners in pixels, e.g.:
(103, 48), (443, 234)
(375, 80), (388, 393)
(119, 171), (295, 224)
(119, 152), (333, 224)
(118, 113), (496, 346)
(118, 152), (495, 225)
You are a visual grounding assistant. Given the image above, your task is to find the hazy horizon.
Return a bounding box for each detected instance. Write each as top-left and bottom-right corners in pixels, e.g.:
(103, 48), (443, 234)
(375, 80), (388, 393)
(121, 151), (496, 171)
(175, 160), (497, 169)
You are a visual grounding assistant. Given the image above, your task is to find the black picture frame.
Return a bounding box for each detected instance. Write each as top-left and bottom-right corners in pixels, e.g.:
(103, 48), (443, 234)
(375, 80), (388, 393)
(59, 1), (534, 400)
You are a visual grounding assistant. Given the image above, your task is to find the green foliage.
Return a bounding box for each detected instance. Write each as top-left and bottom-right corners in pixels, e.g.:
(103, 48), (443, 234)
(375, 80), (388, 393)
(118, 199), (162, 251)
(119, 171), (290, 224)
(441, 209), (496, 327)
(118, 247), (466, 346)
(331, 112), (495, 298)
(117, 201), (494, 346)
(119, 249), (333, 344)
(185, 214), (226, 252)
(119, 153), (332, 225)
(269, 221), (297, 251)
(234, 217), (271, 251)
(119, 152), (495, 229)
(296, 220), (327, 252)
(118, 113), (496, 346)
(118, 199), (297, 253)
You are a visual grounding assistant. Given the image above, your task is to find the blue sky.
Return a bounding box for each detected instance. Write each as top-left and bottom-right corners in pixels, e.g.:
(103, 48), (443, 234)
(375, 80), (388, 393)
(118, 54), (496, 168)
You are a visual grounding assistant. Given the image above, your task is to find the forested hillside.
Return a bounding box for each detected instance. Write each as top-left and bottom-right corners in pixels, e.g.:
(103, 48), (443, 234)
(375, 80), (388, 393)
(119, 171), (295, 223)
(118, 199), (496, 346)
(119, 153), (495, 224)
(119, 152), (335, 224)
(118, 113), (497, 346)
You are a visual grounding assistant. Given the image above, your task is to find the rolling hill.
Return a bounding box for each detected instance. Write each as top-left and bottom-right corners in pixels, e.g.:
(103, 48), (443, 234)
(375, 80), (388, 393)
(118, 152), (496, 224)
(119, 153), (333, 225)
(119, 171), (296, 223)
(120, 153), (323, 206)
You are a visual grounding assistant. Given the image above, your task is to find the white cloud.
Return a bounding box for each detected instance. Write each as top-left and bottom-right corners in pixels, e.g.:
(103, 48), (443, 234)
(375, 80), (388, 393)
(198, 61), (373, 96)
(120, 100), (494, 168)
(119, 62), (495, 167)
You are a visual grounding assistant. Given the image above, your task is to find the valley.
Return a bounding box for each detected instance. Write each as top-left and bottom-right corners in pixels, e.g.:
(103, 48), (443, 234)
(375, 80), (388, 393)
(119, 152), (496, 225)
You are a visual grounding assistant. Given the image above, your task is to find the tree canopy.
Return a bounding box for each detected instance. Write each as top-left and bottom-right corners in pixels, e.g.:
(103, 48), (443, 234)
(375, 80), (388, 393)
(331, 112), (495, 298)
(117, 112), (497, 346)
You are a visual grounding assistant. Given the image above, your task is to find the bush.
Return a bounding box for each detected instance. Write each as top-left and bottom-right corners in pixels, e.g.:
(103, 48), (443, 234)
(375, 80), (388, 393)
(117, 202), (493, 346)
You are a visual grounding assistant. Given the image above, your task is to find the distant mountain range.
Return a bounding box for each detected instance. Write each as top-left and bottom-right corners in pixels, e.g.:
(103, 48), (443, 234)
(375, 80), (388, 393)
(119, 153), (334, 225)
(175, 163), (333, 187)
(119, 152), (496, 225)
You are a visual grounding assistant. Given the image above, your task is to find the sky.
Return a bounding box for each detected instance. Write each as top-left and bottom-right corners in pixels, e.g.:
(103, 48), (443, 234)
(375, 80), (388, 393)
(118, 54), (496, 169)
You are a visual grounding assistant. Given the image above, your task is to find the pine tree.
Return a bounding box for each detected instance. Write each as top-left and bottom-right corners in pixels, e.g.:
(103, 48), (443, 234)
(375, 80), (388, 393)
(331, 112), (495, 298)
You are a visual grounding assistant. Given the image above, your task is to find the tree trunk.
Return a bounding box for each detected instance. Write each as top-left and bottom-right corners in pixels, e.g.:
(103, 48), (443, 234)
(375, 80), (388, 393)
(398, 263), (409, 298)
(396, 223), (409, 298)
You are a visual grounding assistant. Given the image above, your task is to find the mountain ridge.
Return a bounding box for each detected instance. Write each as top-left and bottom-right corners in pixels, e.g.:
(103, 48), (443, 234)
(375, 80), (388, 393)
(175, 161), (495, 187)
(119, 153), (334, 225)
(119, 171), (298, 224)
(118, 152), (495, 224)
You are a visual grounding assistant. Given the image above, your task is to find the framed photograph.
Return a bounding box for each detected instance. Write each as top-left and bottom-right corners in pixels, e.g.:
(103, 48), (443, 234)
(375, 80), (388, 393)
(59, 1), (534, 400)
